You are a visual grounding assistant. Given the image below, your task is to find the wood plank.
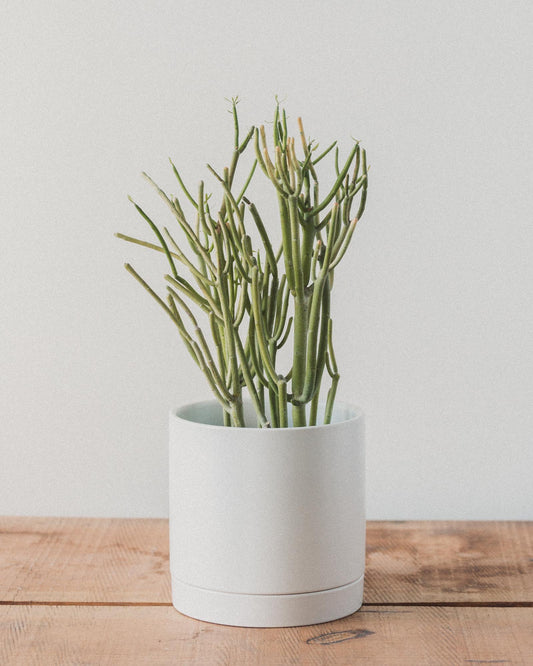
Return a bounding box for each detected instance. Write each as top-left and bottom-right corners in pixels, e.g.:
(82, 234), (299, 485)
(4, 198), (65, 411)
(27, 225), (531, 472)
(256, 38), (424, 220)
(1, 605), (532, 666)
(0, 517), (170, 603)
(1, 518), (531, 604)
(365, 520), (533, 603)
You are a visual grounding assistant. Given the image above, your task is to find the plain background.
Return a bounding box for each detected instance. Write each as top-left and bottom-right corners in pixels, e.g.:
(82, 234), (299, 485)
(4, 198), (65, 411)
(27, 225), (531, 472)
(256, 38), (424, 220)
(1, 1), (532, 519)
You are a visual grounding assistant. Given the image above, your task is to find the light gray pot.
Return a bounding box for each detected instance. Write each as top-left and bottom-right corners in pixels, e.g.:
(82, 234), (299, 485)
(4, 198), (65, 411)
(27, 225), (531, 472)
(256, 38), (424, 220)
(169, 399), (365, 627)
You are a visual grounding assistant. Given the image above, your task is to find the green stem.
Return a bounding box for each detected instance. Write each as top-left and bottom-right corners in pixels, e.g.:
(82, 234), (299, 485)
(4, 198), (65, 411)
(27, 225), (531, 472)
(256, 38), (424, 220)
(234, 333), (270, 428)
(308, 284), (330, 425)
(278, 378), (288, 428)
(128, 199), (179, 280)
(324, 319), (340, 424)
(291, 295), (308, 427)
(298, 205), (338, 403)
(250, 267), (279, 387)
(324, 375), (339, 425)
(278, 194), (294, 290)
(301, 224), (315, 287)
(213, 227), (244, 427)
(166, 286), (232, 402)
(169, 159), (198, 209)
(268, 341), (279, 428)
(244, 199), (278, 280)
(308, 143), (359, 216)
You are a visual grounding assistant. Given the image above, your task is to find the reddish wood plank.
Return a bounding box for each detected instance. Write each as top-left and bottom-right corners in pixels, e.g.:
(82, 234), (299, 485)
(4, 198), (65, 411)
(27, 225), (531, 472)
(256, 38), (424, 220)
(1, 518), (531, 604)
(1, 605), (532, 666)
(0, 517), (170, 603)
(365, 520), (533, 603)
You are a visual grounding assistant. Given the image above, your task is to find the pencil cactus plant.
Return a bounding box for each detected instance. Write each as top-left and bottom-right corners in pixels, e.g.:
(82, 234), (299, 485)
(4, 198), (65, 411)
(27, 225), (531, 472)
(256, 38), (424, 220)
(117, 100), (368, 428)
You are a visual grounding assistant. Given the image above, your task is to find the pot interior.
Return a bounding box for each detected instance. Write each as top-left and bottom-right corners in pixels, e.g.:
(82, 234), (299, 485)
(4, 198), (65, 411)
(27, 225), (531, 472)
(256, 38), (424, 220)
(174, 399), (362, 429)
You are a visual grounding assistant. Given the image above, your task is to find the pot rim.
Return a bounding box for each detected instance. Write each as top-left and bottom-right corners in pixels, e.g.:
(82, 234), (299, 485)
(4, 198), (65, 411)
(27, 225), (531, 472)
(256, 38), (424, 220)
(170, 399), (363, 432)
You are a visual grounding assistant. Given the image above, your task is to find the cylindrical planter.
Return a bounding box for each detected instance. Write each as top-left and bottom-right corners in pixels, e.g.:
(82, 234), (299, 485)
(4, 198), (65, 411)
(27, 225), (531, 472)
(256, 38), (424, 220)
(169, 399), (365, 627)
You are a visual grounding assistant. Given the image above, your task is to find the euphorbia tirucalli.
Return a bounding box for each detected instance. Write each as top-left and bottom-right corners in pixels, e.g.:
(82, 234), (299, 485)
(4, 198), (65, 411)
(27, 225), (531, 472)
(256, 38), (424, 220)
(117, 100), (368, 428)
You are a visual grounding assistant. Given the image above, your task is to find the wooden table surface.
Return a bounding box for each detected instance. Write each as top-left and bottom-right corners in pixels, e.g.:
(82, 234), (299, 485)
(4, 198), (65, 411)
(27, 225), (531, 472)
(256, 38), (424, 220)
(0, 519), (531, 665)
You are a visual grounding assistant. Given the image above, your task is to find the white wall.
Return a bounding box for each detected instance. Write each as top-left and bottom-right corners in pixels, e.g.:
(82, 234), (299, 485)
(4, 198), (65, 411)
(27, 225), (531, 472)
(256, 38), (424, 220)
(1, 0), (532, 519)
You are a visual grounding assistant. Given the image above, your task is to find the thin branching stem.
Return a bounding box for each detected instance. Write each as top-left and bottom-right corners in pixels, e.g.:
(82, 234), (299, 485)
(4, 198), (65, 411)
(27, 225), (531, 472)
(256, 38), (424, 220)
(118, 102), (368, 427)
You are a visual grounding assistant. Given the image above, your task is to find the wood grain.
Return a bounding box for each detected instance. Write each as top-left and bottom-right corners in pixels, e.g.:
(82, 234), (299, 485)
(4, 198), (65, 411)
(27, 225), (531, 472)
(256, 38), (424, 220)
(0, 516), (170, 603)
(1, 605), (532, 666)
(365, 520), (533, 603)
(1, 517), (531, 604)
(1, 518), (532, 664)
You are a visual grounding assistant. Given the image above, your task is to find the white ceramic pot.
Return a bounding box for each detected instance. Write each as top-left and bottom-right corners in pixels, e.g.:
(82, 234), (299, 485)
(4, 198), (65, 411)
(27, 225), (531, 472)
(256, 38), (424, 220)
(168, 399), (365, 627)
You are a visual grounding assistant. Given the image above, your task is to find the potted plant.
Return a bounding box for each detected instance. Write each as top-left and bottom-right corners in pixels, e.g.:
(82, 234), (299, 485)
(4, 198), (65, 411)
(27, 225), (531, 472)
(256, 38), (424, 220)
(117, 99), (369, 627)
